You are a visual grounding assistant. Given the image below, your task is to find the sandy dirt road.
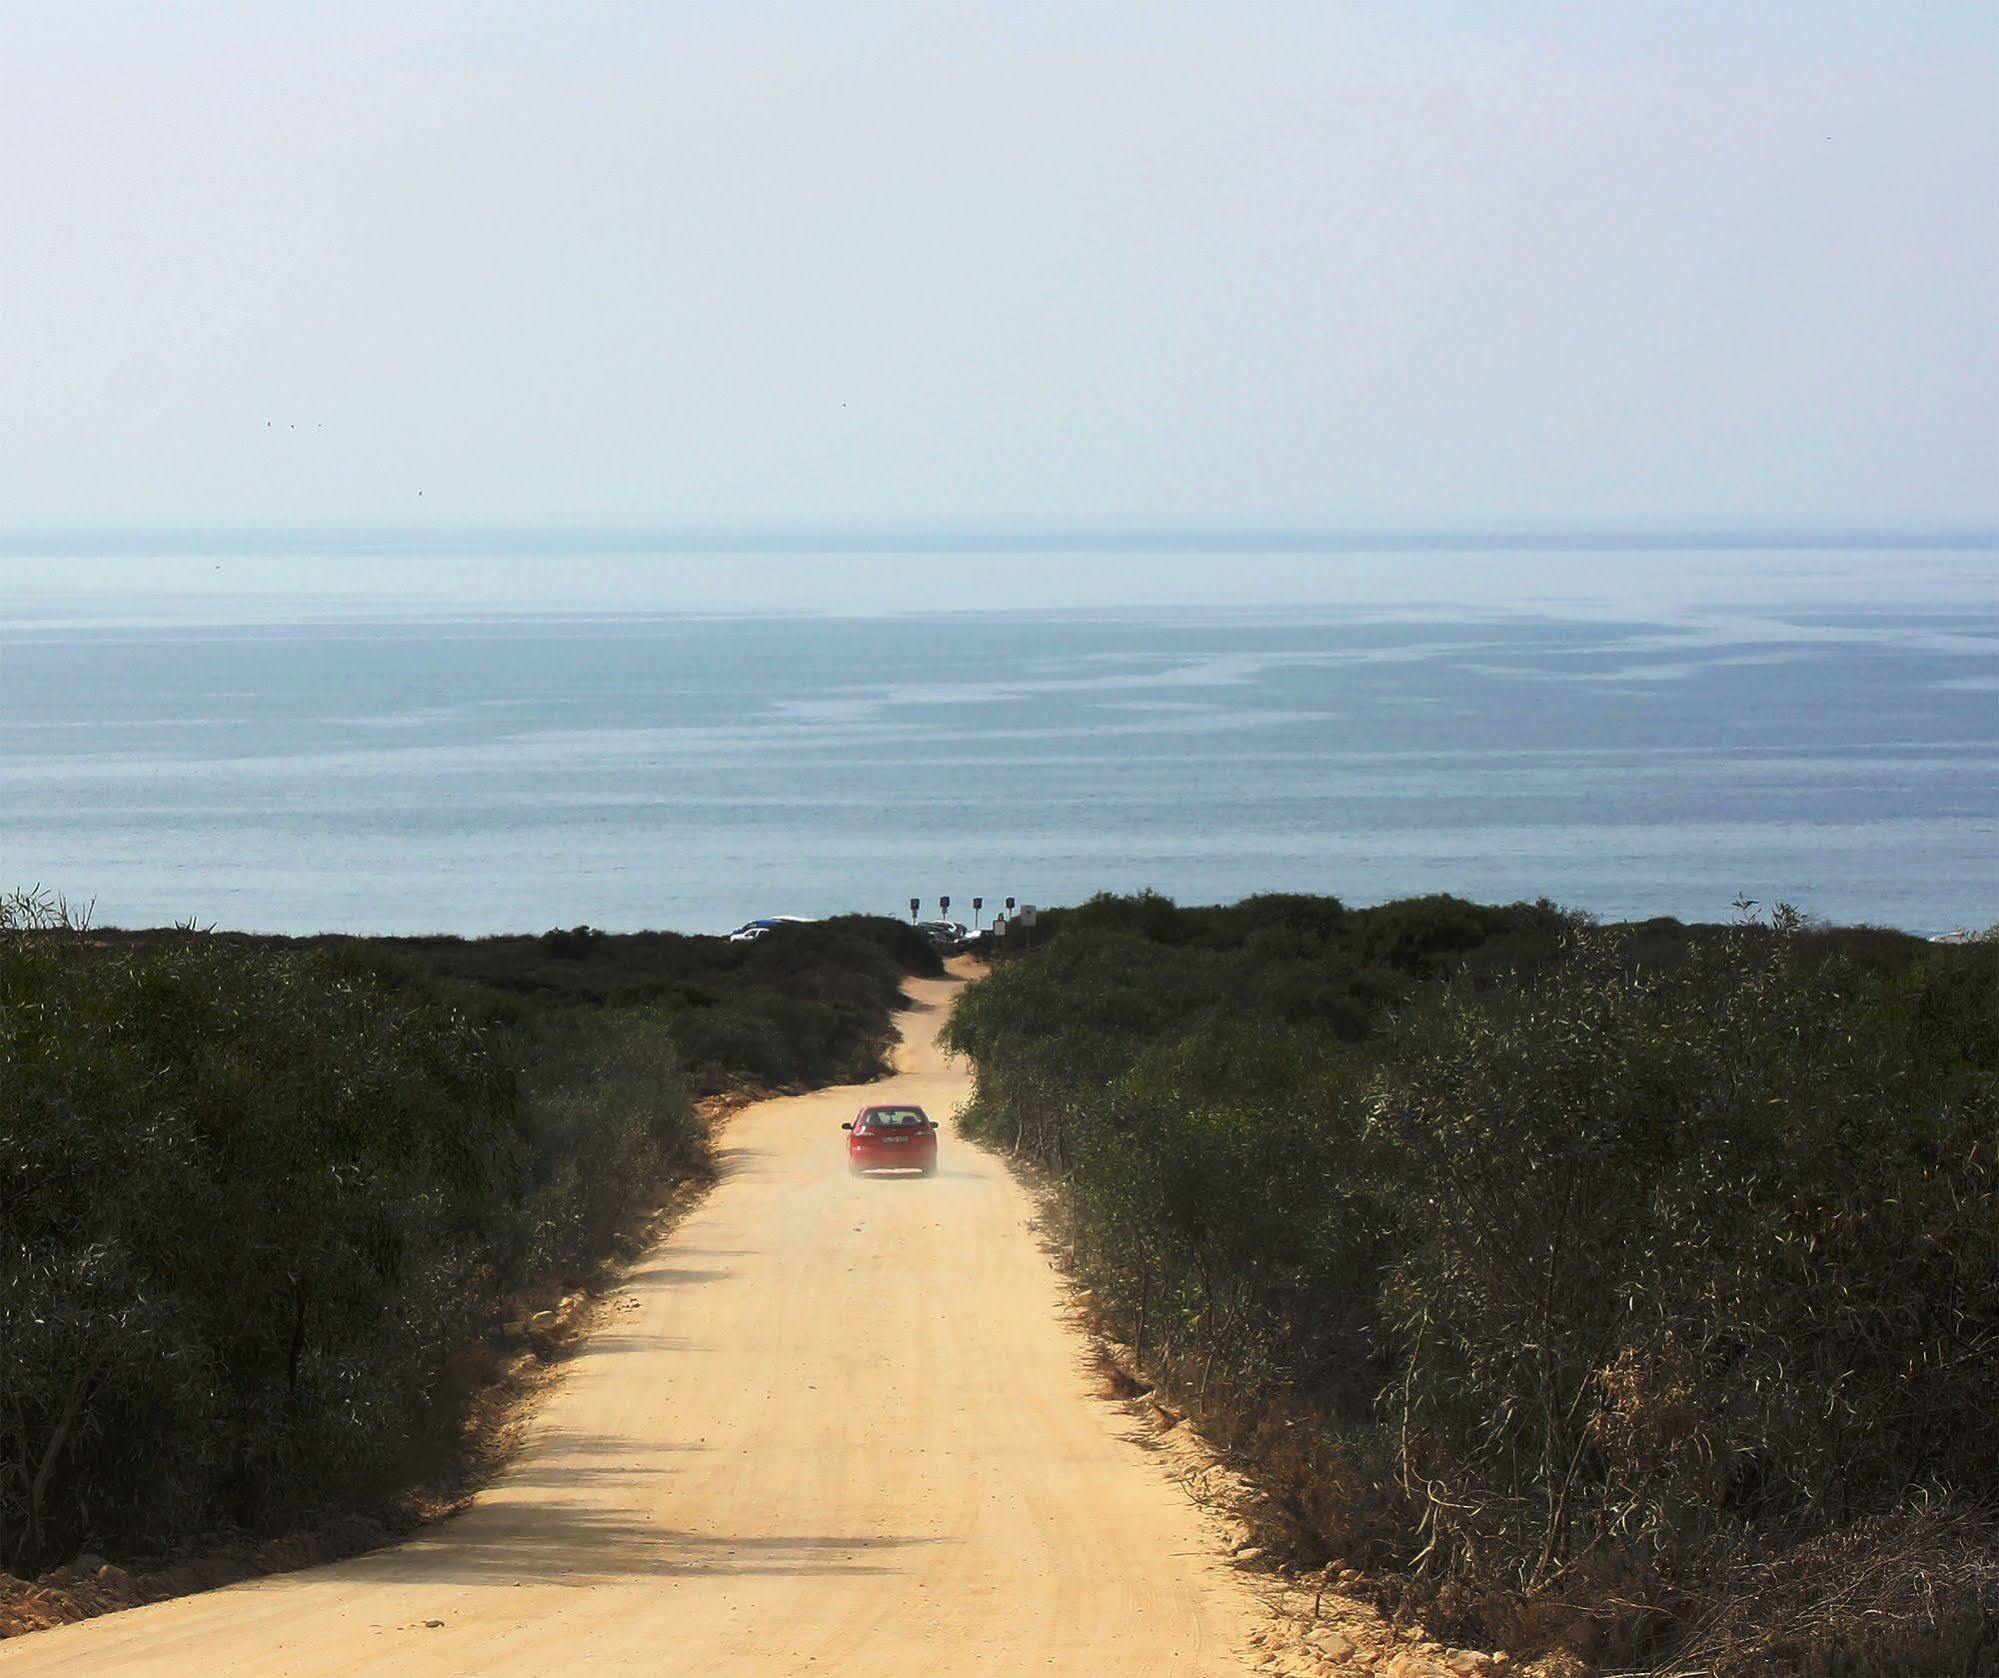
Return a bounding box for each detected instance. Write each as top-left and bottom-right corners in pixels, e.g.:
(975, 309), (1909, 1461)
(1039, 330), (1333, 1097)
(4, 970), (1259, 1676)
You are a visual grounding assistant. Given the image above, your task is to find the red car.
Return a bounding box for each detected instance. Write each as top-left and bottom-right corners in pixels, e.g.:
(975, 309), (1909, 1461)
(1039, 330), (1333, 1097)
(843, 1103), (939, 1176)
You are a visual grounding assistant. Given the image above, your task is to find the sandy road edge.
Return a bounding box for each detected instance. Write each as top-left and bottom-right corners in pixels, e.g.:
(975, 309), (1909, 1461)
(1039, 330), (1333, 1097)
(938, 1044), (1532, 1678)
(0, 1077), (769, 1643)
(0, 971), (937, 1643)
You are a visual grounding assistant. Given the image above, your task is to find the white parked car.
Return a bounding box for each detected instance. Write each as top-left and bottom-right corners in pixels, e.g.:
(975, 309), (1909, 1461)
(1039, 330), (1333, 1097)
(726, 915), (815, 942)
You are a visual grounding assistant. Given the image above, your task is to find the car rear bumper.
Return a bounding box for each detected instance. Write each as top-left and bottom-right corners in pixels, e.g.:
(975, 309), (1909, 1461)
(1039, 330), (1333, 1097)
(850, 1145), (937, 1171)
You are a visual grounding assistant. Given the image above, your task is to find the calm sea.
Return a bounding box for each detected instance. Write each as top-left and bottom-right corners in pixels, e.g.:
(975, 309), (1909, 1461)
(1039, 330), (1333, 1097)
(3, 551), (1995, 936)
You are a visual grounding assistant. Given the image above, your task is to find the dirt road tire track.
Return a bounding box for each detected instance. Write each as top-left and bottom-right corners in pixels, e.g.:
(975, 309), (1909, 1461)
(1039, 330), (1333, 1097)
(2, 970), (1262, 1676)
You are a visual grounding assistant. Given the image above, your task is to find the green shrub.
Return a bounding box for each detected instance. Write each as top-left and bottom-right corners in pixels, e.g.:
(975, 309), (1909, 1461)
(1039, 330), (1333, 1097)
(946, 890), (1998, 1666)
(499, 1007), (703, 1282)
(667, 1003), (794, 1086)
(0, 895), (938, 1572)
(1372, 922), (1999, 1602)
(0, 894), (513, 1563)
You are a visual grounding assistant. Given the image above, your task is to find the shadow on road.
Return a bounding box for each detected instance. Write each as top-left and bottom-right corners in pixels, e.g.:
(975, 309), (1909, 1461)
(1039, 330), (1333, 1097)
(342, 1428), (942, 1588)
(502, 1432), (712, 1489)
(621, 1263), (737, 1288)
(359, 1507), (936, 1588)
(712, 1144), (784, 1185)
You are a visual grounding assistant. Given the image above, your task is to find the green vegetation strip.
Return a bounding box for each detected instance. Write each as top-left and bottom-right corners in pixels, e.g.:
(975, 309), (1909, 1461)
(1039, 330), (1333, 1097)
(945, 892), (1998, 1675)
(0, 896), (940, 1580)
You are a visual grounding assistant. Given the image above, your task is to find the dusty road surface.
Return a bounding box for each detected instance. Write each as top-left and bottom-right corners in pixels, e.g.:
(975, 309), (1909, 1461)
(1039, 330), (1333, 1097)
(4, 970), (1259, 1676)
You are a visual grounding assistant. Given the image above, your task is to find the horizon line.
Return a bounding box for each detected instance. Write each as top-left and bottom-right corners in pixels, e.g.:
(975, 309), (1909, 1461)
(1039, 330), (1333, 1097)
(2, 521), (1996, 558)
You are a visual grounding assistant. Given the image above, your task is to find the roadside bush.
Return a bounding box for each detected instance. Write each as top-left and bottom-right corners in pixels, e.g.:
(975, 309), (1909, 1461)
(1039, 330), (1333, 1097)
(0, 895), (937, 1575)
(750, 915), (944, 990)
(667, 1002), (794, 1087)
(1372, 920), (1999, 1635)
(0, 894), (513, 1565)
(500, 1008), (704, 1283)
(947, 891), (1999, 1670)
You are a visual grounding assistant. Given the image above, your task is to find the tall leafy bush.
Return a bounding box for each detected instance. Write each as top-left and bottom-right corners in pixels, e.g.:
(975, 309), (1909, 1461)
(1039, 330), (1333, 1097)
(947, 892), (1999, 1668)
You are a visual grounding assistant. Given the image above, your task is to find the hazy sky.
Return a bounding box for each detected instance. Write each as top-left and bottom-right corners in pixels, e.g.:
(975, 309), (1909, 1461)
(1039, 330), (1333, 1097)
(2, 2), (1994, 536)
